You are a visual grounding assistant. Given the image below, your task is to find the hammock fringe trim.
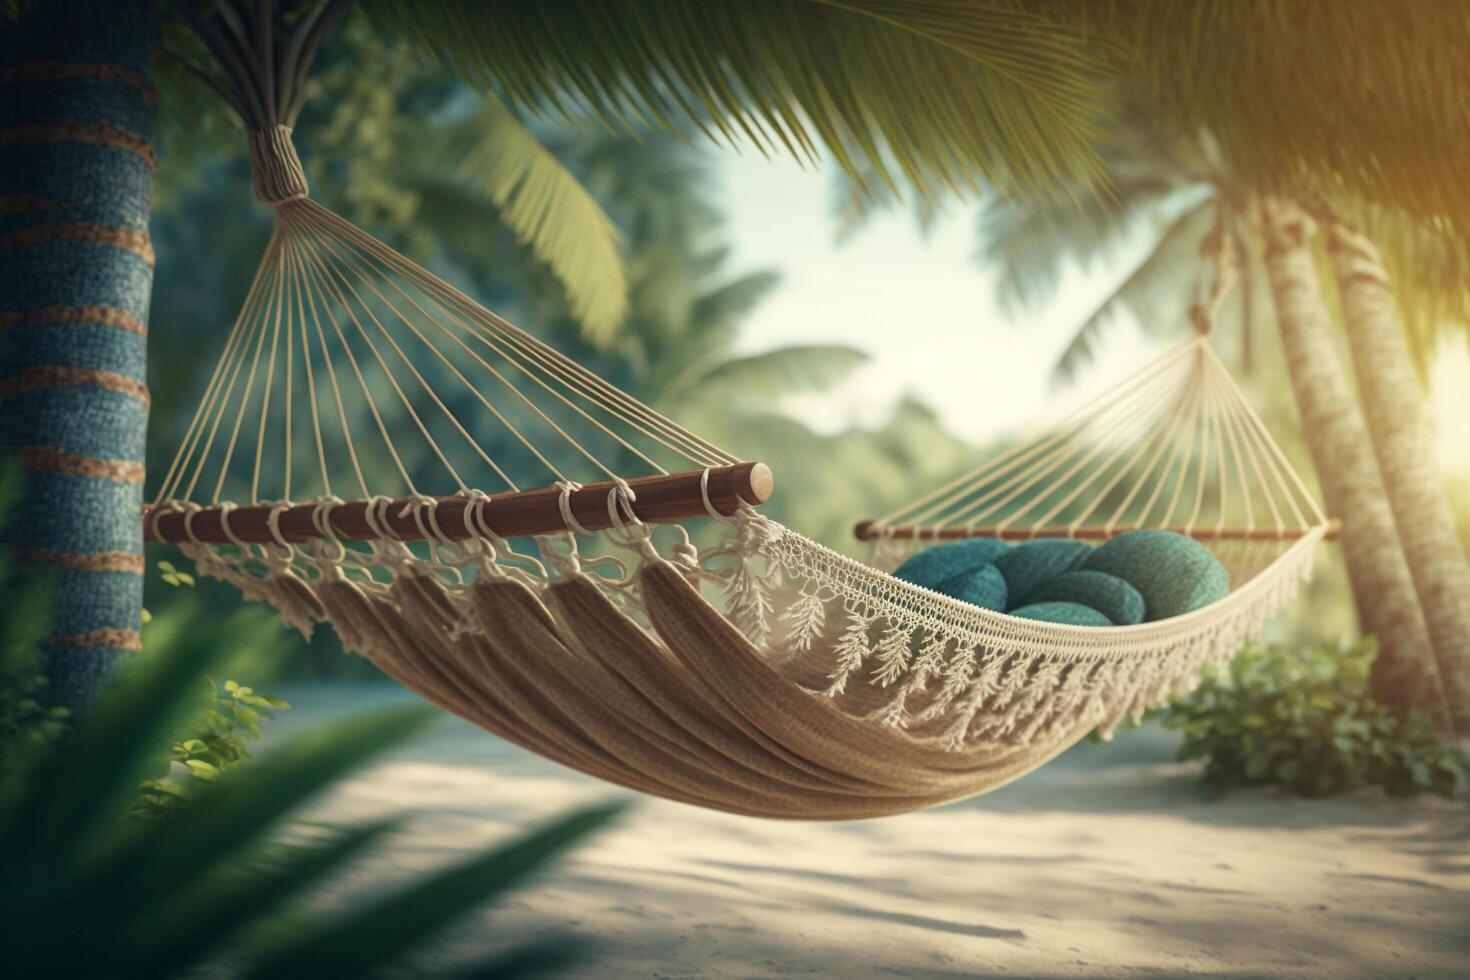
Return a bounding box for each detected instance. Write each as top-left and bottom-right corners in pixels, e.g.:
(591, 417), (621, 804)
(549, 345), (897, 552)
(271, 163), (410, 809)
(174, 504), (1325, 759)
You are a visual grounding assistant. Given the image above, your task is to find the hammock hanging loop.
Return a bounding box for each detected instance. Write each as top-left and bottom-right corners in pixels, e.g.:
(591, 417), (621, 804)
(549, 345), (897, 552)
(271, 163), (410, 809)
(1189, 223), (1240, 337)
(555, 481), (593, 536)
(310, 495), (350, 566)
(264, 499), (298, 567)
(248, 125), (309, 206)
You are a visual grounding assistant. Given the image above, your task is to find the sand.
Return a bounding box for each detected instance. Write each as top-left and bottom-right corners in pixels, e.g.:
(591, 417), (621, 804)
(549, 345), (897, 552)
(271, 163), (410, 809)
(271, 683), (1470, 979)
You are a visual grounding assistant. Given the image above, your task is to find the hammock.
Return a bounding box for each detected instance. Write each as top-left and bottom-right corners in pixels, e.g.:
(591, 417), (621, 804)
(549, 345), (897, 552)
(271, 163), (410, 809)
(145, 129), (1334, 819)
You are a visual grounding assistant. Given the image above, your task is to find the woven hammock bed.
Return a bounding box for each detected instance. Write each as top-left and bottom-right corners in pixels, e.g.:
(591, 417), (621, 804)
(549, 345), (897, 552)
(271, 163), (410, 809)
(145, 127), (1335, 820)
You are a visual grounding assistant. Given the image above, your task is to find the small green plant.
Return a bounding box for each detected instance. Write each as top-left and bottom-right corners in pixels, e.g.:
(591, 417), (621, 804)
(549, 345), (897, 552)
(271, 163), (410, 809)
(133, 555), (293, 817)
(1163, 637), (1466, 798)
(156, 559), (195, 588)
(132, 678), (292, 819)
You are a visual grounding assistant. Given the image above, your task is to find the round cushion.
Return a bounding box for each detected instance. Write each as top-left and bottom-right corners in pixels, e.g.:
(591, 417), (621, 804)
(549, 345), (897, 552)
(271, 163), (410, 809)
(1024, 570), (1145, 626)
(1081, 530), (1229, 621)
(933, 564), (1008, 611)
(994, 539), (1094, 608)
(892, 537), (1011, 590)
(1009, 601), (1113, 627)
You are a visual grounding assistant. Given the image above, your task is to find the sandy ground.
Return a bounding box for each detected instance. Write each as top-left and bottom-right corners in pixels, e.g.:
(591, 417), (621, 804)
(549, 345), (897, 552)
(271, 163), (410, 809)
(270, 683), (1470, 979)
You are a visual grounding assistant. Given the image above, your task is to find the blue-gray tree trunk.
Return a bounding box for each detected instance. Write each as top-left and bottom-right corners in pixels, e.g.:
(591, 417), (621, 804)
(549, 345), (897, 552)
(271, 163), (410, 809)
(0, 0), (158, 709)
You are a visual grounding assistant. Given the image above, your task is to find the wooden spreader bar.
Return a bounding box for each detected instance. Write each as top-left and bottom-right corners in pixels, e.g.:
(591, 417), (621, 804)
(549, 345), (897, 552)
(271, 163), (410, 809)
(853, 518), (1342, 543)
(146, 462), (773, 545)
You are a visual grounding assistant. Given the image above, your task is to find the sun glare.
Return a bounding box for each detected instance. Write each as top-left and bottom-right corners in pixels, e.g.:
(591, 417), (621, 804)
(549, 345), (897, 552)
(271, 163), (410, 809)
(1430, 336), (1470, 477)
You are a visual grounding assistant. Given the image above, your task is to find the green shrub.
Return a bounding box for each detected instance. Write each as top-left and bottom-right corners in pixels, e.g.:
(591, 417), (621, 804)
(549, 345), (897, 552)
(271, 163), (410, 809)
(1163, 637), (1466, 798)
(131, 559), (298, 819)
(132, 677), (292, 819)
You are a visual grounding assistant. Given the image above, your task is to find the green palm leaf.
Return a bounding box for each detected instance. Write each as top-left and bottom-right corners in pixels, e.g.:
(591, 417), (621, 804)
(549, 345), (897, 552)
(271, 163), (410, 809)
(681, 344), (869, 404)
(686, 271), (784, 337)
(0, 608), (280, 864)
(453, 96), (629, 344)
(123, 819), (401, 977)
(367, 0), (1110, 204)
(978, 98), (1206, 316)
(239, 803), (625, 980)
(77, 707), (439, 918)
(982, 173), (1198, 317)
(1049, 196), (1217, 386)
(1072, 0), (1470, 256)
(829, 158), (944, 244)
(0, 611), (619, 979)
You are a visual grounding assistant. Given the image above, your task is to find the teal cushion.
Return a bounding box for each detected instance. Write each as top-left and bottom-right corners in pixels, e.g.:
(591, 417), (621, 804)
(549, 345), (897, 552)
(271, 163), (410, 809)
(934, 564), (1008, 611)
(1025, 570), (1146, 625)
(892, 537), (1011, 590)
(994, 539), (1094, 608)
(1009, 601), (1113, 627)
(1081, 530), (1229, 621)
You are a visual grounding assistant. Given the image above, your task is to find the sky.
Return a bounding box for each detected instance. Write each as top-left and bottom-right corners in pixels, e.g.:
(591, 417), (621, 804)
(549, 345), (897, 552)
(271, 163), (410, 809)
(716, 147), (1159, 446)
(716, 147), (1470, 481)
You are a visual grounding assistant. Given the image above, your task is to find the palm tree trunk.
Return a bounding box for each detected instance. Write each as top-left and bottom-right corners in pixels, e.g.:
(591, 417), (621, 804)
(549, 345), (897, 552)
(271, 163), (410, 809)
(1256, 198), (1451, 730)
(0, 0), (158, 709)
(1327, 221), (1470, 733)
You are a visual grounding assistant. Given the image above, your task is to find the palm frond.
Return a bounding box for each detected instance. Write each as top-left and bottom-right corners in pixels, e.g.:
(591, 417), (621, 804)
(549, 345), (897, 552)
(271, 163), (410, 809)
(1072, 0), (1470, 255)
(1050, 196), (1217, 386)
(685, 271), (783, 344)
(366, 0), (1111, 204)
(829, 159), (943, 244)
(685, 344), (869, 404)
(832, 168), (881, 244)
(453, 97), (629, 344)
(240, 803), (624, 980)
(979, 98), (1208, 315)
(983, 174), (1197, 317)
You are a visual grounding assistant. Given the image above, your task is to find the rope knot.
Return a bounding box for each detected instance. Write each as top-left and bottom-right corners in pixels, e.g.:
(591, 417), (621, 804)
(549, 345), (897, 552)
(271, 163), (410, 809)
(1188, 303), (1214, 336)
(248, 125), (308, 206)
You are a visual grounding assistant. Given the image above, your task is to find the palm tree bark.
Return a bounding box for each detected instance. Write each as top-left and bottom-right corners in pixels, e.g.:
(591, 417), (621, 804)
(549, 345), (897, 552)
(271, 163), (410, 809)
(1257, 199), (1451, 730)
(0, 0), (158, 709)
(1327, 221), (1470, 732)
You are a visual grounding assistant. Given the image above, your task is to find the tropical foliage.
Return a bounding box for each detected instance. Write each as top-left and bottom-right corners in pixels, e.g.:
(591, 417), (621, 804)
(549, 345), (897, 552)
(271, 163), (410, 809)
(974, 98), (1243, 384)
(348, 0), (1110, 203)
(131, 667), (292, 820)
(0, 604), (621, 978)
(145, 0), (1117, 345)
(1069, 1), (1470, 273)
(1163, 638), (1466, 799)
